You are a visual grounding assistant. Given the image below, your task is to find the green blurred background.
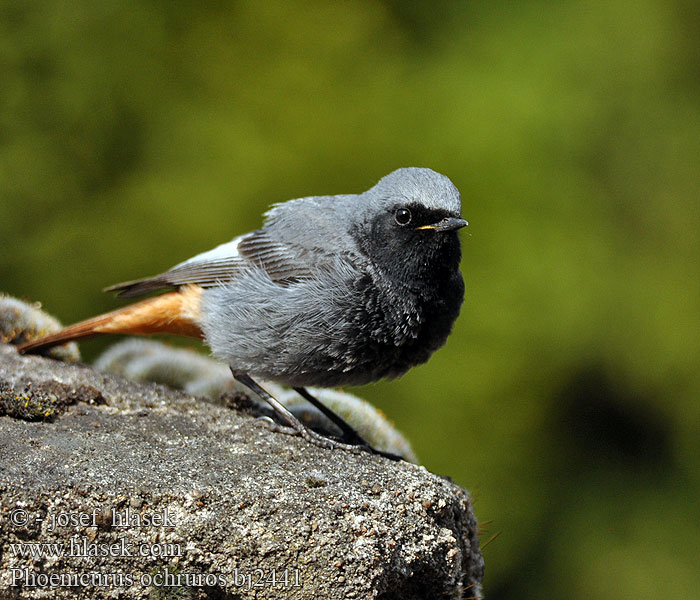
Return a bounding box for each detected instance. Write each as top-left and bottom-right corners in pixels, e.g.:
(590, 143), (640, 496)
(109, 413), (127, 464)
(2, 1), (699, 597)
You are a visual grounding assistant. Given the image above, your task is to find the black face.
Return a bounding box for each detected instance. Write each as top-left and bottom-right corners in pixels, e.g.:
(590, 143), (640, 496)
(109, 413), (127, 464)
(389, 203), (453, 230)
(357, 202), (464, 289)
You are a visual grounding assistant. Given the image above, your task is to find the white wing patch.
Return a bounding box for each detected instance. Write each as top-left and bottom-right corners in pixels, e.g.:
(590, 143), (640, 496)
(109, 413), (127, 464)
(106, 235), (248, 298)
(173, 234), (244, 269)
(107, 230), (314, 298)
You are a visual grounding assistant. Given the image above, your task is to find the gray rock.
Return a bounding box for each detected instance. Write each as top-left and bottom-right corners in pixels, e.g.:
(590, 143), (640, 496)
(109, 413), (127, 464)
(0, 343), (484, 599)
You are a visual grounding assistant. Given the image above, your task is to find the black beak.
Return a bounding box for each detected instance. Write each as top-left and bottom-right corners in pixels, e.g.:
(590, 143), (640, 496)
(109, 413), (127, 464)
(416, 217), (468, 232)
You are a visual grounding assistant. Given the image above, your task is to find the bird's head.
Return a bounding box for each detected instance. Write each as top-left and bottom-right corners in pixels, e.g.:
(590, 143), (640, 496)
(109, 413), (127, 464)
(352, 167), (467, 287)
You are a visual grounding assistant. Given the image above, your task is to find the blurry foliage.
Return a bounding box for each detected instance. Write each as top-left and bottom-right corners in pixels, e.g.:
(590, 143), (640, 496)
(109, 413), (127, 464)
(2, 1), (699, 598)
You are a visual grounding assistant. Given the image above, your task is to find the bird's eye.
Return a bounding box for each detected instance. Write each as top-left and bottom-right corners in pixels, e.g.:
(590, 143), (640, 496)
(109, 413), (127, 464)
(394, 208), (412, 226)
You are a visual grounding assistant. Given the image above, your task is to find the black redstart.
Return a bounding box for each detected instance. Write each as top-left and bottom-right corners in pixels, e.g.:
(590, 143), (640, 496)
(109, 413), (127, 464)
(19, 167), (468, 458)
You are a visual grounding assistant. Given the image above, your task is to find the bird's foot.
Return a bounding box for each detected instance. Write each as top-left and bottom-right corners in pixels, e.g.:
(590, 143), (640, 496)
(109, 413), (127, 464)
(234, 371), (401, 461)
(254, 415), (401, 460)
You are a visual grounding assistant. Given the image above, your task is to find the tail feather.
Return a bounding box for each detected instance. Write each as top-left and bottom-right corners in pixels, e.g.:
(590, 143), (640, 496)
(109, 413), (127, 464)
(17, 317), (109, 354)
(18, 286), (203, 356)
(103, 276), (173, 299)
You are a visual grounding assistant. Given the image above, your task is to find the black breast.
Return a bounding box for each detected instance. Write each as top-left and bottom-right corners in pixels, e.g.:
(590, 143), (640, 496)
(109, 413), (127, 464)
(340, 239), (465, 384)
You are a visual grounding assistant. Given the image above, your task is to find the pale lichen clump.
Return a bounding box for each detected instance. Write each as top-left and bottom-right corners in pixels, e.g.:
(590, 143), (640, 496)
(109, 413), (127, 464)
(0, 293), (80, 362)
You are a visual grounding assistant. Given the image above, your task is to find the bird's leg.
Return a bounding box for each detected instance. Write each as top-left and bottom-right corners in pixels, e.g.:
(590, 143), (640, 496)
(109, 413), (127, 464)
(294, 386), (403, 462)
(293, 386), (367, 445)
(232, 371), (376, 455)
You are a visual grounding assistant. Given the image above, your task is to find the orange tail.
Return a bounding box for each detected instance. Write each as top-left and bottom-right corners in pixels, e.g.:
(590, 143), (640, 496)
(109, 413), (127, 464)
(18, 285), (204, 355)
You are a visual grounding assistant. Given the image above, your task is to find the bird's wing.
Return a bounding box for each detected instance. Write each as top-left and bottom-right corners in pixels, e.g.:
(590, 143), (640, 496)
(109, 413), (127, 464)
(105, 232), (315, 299)
(236, 229), (315, 282)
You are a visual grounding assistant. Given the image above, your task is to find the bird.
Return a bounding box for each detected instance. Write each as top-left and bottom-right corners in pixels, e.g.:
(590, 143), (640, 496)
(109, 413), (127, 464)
(18, 167), (468, 458)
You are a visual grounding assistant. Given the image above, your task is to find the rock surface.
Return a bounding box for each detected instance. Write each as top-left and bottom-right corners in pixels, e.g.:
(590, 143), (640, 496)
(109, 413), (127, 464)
(0, 343), (483, 599)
